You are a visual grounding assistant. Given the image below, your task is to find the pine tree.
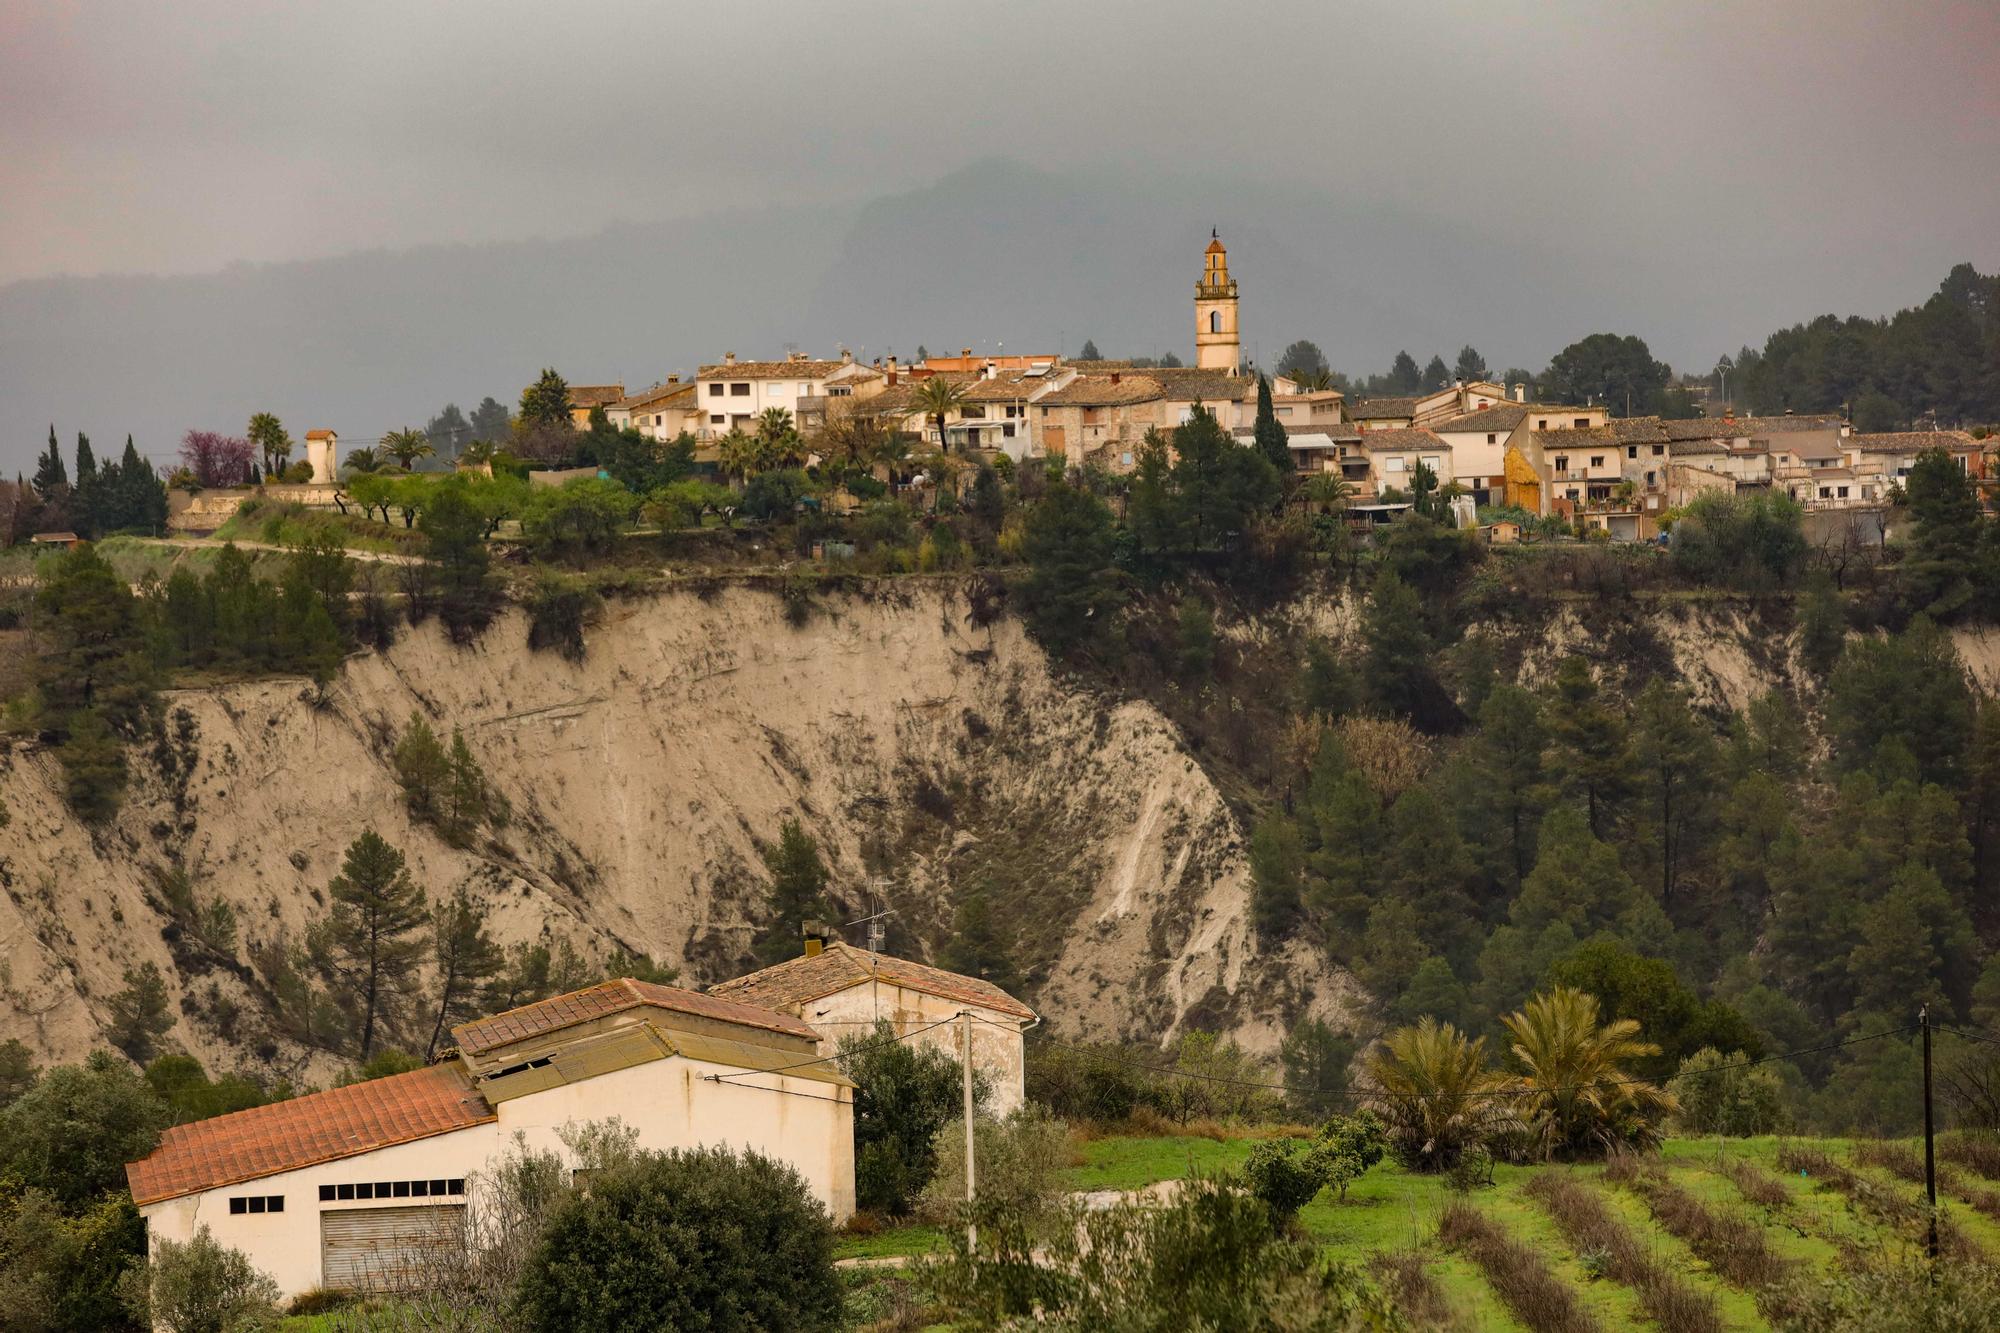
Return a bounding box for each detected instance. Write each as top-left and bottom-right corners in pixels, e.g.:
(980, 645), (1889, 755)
(427, 889), (503, 1059)
(519, 368), (573, 427)
(1253, 373), (1291, 477)
(1078, 339), (1101, 361)
(1797, 573), (1847, 678)
(1462, 685), (1550, 895)
(60, 706), (128, 823)
(324, 831), (430, 1059)
(1630, 679), (1719, 905)
(1248, 813), (1305, 940)
(1545, 656), (1631, 837)
(1360, 572), (1431, 719)
(392, 713), (450, 822)
(1422, 354), (1450, 391)
(104, 962), (175, 1063)
(1969, 700), (2000, 899)
(752, 819), (832, 966)
(1454, 346), (1489, 382)
(1903, 446), (1982, 618)
(444, 728), (494, 845)
(937, 890), (1019, 992)
(1018, 481), (1123, 657)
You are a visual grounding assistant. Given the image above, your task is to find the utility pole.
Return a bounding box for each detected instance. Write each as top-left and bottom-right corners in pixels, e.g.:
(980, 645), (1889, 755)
(1922, 1003), (1939, 1263)
(962, 1010), (977, 1252)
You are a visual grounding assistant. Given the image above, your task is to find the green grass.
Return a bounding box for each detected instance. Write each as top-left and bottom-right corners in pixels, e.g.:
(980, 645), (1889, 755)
(1065, 1132), (1260, 1191)
(834, 1222), (946, 1261)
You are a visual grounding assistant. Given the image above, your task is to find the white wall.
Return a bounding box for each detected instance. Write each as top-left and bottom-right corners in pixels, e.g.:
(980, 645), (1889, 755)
(798, 980), (1028, 1115)
(139, 1053), (853, 1302)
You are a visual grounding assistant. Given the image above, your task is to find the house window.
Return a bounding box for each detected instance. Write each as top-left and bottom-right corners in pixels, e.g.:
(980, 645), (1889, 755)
(1645, 471), (1656, 485)
(1209, 311), (1221, 333)
(1590, 456), (1605, 468)
(708, 383), (724, 397)
(1819, 487), (1831, 499)
(1838, 486), (1850, 498)
(1652, 444), (1664, 456)
(229, 1195), (284, 1215)
(1567, 489), (1580, 501)
(1487, 433), (1497, 444)
(321, 1179), (465, 1202)
(1554, 456), (1569, 472)
(1627, 446), (1637, 459)
(730, 383), (750, 396)
(1574, 417), (1589, 428)
(1003, 423), (1016, 438)
(709, 414), (725, 426)
(1385, 457), (1406, 472)
(1538, 419), (1549, 430)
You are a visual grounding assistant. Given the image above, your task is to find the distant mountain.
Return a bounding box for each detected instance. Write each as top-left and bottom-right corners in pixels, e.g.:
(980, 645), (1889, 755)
(0, 157), (1718, 475)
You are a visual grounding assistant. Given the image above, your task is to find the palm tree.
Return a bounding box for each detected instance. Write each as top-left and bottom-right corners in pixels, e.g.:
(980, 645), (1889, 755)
(1302, 472), (1355, 511)
(1364, 1017), (1508, 1172)
(913, 376), (970, 453)
(1291, 368), (1336, 392)
(382, 428), (436, 471)
(717, 430), (760, 485)
(756, 406), (795, 441)
(1500, 986), (1675, 1160)
(342, 446), (386, 476)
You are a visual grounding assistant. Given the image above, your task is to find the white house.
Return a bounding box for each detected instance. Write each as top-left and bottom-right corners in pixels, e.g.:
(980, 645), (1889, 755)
(125, 978), (854, 1302)
(710, 940), (1037, 1115)
(694, 352), (880, 439)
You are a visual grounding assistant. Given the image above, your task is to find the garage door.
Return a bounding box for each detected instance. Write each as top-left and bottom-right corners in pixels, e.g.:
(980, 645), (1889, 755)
(321, 1205), (466, 1292)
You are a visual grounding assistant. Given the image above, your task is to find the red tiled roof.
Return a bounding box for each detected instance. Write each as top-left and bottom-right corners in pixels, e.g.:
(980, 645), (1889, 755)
(126, 1065), (494, 1206)
(710, 942), (1036, 1021)
(304, 429), (336, 440)
(452, 978), (816, 1054)
(1848, 430), (1978, 453)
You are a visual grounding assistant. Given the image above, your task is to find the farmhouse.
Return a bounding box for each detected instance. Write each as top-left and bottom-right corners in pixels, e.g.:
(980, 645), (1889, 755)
(711, 939), (1038, 1114)
(125, 978), (854, 1301)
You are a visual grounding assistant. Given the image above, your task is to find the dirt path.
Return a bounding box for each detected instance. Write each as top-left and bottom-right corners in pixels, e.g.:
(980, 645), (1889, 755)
(131, 536), (426, 566)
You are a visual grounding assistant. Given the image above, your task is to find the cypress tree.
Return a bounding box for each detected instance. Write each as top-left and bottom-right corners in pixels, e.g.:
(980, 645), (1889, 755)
(1253, 373), (1291, 478)
(32, 425), (67, 498)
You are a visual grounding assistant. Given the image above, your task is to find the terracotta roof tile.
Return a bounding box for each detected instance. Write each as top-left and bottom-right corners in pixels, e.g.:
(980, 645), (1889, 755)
(566, 385), (625, 409)
(304, 429), (336, 440)
(126, 1064), (494, 1206)
(1659, 414), (1842, 441)
(1848, 430), (1979, 453)
(615, 382), (696, 413)
(1349, 396), (1422, 419)
(1351, 427), (1447, 451)
(1038, 375), (1166, 407)
(710, 942), (1036, 1021)
(452, 978), (815, 1054)
(698, 360), (848, 380)
(1435, 403), (1531, 433)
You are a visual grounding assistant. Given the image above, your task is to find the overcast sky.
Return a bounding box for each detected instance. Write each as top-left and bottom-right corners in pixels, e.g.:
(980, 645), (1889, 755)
(2, 0), (1996, 465)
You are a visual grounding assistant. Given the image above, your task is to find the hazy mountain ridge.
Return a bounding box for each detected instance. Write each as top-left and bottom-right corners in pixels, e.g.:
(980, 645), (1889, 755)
(1, 158), (1739, 476)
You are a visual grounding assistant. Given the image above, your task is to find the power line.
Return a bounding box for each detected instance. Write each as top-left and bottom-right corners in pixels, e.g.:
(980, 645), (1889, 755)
(1005, 1018), (1919, 1104)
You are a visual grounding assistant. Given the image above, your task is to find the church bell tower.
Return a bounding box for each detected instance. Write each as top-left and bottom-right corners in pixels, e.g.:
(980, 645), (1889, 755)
(1194, 229), (1240, 373)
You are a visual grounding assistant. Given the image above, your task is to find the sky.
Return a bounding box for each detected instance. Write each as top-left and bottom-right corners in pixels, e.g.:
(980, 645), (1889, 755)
(2, 0), (1997, 468)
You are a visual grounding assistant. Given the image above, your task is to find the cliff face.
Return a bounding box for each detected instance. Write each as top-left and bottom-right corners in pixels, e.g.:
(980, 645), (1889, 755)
(0, 583), (1358, 1074)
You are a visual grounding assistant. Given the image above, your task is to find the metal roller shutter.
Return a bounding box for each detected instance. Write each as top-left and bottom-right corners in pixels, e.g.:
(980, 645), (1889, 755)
(320, 1205), (466, 1291)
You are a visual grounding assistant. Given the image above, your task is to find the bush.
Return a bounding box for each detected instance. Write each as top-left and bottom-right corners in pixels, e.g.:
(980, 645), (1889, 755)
(124, 1224), (280, 1333)
(1670, 1047), (1786, 1136)
(1317, 1110), (1389, 1201)
(514, 1146), (842, 1333)
(740, 467), (814, 522)
(525, 574), (598, 662)
(1025, 1040), (1150, 1123)
(922, 1172), (1397, 1331)
(1243, 1138), (1332, 1222)
(0, 1185), (147, 1332)
(1670, 491), (1806, 591)
(917, 1106), (1072, 1227)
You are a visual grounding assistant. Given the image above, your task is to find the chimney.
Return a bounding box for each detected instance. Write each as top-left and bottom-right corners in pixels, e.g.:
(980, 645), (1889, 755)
(984, 359), (997, 379)
(803, 923), (831, 957)
(1512, 383), (1525, 403)
(666, 374), (679, 385)
(840, 347), (853, 365)
(723, 351), (736, 366)
(1111, 372), (1122, 385)
(886, 355), (898, 386)
(961, 347), (972, 361)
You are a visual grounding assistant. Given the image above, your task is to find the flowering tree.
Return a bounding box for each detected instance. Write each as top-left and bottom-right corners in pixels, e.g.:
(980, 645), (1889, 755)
(178, 431), (255, 488)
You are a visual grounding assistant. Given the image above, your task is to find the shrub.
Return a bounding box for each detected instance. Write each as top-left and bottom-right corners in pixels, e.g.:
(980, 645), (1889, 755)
(1603, 1154), (1792, 1296)
(1317, 1110), (1389, 1201)
(1670, 491), (1806, 591)
(1025, 1040), (1150, 1123)
(917, 1106), (1072, 1226)
(0, 1051), (167, 1207)
(1243, 1138), (1332, 1222)
(525, 573), (598, 661)
(1770, 1259), (2000, 1331)
(124, 1224), (280, 1333)
(514, 1146), (841, 1333)
(1365, 1017), (1504, 1172)
(0, 1185), (147, 1333)
(922, 1172), (1397, 1331)
(1670, 1048), (1786, 1136)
